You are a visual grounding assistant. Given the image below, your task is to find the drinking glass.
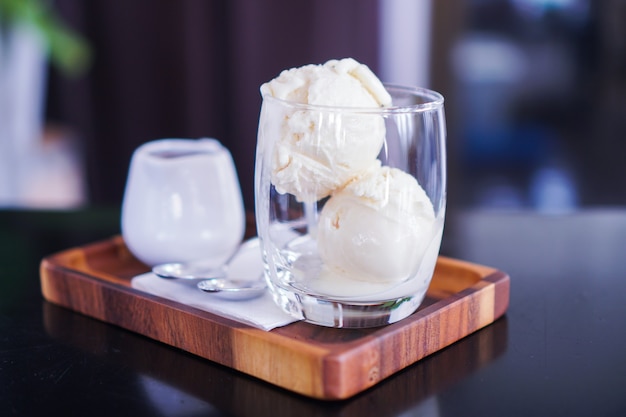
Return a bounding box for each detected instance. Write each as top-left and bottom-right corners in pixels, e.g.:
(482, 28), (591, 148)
(255, 85), (446, 328)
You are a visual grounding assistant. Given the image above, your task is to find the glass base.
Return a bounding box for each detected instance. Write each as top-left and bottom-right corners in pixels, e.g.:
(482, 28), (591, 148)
(269, 283), (427, 328)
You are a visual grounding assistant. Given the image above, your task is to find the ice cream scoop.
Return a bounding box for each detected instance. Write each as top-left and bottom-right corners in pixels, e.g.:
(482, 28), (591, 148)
(260, 58), (392, 202)
(262, 58), (392, 107)
(316, 161), (436, 284)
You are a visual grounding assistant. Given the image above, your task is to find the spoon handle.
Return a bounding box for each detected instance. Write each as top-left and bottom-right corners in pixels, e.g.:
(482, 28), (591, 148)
(152, 263), (227, 280)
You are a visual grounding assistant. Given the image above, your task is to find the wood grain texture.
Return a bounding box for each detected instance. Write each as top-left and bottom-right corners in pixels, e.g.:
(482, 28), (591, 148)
(40, 236), (509, 400)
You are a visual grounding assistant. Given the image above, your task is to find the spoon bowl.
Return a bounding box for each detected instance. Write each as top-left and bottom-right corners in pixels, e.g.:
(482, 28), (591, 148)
(197, 278), (266, 300)
(152, 262), (226, 280)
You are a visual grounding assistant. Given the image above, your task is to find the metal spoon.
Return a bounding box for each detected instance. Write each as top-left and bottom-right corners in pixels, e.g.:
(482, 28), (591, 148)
(151, 238), (266, 300)
(152, 261), (227, 281)
(196, 277), (266, 300)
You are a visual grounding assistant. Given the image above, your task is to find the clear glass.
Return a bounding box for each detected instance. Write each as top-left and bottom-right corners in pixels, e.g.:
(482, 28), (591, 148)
(255, 85), (446, 328)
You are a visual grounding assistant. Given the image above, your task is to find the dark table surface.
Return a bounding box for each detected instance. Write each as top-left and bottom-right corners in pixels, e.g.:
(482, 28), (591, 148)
(2, 207), (625, 416)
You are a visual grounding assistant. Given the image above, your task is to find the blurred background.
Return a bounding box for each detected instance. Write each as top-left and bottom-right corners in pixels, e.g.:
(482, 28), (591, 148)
(1, 0), (624, 213)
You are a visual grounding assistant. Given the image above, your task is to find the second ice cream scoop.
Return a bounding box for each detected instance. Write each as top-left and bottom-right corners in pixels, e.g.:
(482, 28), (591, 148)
(317, 162), (436, 284)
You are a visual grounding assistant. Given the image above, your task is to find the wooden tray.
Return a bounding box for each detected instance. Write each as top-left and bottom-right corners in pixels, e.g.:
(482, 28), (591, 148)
(40, 235), (509, 400)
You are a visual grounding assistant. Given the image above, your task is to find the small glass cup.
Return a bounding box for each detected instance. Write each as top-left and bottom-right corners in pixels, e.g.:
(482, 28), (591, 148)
(255, 85), (447, 328)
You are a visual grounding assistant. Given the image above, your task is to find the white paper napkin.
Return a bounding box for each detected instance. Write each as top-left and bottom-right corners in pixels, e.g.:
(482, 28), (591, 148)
(131, 238), (298, 331)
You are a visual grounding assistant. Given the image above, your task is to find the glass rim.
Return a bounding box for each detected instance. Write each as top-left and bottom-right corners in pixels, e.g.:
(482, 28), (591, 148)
(260, 83), (444, 114)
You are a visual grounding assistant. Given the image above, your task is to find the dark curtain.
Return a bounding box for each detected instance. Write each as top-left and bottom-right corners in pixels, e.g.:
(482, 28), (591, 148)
(46, 0), (381, 209)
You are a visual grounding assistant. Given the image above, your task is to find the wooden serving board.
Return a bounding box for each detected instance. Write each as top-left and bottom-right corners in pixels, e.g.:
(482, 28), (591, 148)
(40, 236), (509, 400)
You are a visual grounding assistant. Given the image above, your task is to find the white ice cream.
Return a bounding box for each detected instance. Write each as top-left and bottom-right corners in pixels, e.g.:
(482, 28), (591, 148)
(261, 58), (392, 202)
(260, 58), (441, 297)
(317, 161), (436, 284)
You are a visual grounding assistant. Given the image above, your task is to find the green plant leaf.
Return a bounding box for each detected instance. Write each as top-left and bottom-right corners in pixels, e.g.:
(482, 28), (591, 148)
(0, 0), (91, 76)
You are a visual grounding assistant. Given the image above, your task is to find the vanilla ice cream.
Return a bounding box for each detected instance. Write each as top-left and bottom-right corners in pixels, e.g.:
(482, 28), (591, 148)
(260, 58), (392, 202)
(258, 58), (443, 302)
(316, 161), (436, 284)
